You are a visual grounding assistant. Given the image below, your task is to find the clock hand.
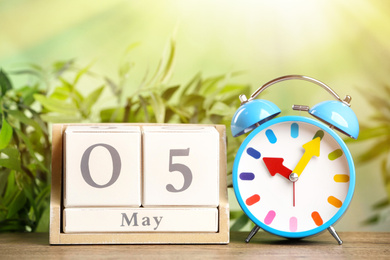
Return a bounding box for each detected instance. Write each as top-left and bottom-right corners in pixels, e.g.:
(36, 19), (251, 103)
(293, 182), (296, 207)
(289, 137), (321, 182)
(263, 157), (292, 180)
(263, 157), (296, 206)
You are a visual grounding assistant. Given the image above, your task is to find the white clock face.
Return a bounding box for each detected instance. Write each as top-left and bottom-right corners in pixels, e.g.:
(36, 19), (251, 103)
(233, 117), (354, 237)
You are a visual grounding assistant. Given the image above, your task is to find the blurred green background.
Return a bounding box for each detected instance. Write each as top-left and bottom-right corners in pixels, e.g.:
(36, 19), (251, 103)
(1, 0), (389, 232)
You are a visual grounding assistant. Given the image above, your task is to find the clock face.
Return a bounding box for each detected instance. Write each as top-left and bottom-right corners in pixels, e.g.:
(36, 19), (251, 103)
(233, 116), (355, 238)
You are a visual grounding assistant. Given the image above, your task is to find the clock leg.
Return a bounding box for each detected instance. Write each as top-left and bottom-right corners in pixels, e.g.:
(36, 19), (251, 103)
(327, 225), (343, 245)
(245, 225), (261, 243)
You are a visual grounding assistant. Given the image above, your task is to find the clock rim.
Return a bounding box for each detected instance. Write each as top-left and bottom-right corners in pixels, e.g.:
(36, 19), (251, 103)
(232, 115), (356, 238)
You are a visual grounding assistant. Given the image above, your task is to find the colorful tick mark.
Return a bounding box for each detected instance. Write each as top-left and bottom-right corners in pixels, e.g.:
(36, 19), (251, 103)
(291, 123), (299, 138)
(246, 194), (260, 206)
(334, 174), (350, 183)
(328, 196), (342, 208)
(311, 211), (323, 226)
(247, 147), (261, 159)
(329, 149), (343, 160)
(313, 130), (324, 140)
(289, 217), (298, 232)
(266, 129), (277, 144)
(239, 172), (255, 181)
(264, 210), (276, 225)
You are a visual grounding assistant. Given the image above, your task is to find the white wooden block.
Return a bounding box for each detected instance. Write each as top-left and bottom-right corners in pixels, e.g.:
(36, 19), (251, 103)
(63, 207), (218, 233)
(142, 126), (219, 206)
(64, 126), (141, 207)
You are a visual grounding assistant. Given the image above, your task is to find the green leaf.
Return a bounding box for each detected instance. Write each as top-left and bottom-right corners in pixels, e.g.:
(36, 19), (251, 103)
(123, 42), (141, 54)
(230, 212), (251, 231)
(166, 105), (191, 122)
(119, 61), (131, 79)
(14, 128), (48, 172)
(180, 94), (205, 107)
(34, 94), (78, 115)
(362, 214), (380, 225)
(219, 83), (248, 95)
(35, 205), (50, 232)
(27, 63), (44, 72)
(180, 72), (201, 95)
(1, 147), (20, 159)
(11, 69), (42, 78)
(35, 185), (51, 209)
(0, 69), (12, 97)
(83, 85), (105, 113)
(73, 62), (94, 85)
(150, 92), (165, 123)
(100, 108), (125, 123)
(23, 186), (38, 224)
(381, 159), (390, 199)
(370, 113), (390, 125)
(3, 170), (16, 206)
(160, 38), (176, 84)
(0, 157), (21, 171)
(57, 78), (84, 109)
(6, 190), (26, 218)
(230, 210), (244, 220)
(58, 77), (74, 92)
(119, 42), (140, 79)
(0, 118), (13, 150)
(105, 77), (120, 96)
(218, 84), (251, 104)
(0, 169), (10, 198)
(226, 174), (232, 187)
(27, 108), (49, 135)
(0, 219), (26, 232)
(50, 86), (71, 100)
(359, 87), (390, 112)
(17, 85), (39, 106)
(208, 101), (234, 117)
(138, 95), (150, 123)
(147, 38), (176, 87)
(53, 60), (74, 76)
(161, 85), (180, 100)
(40, 113), (82, 123)
(347, 125), (390, 143)
(209, 115), (224, 124)
(200, 74), (226, 95)
(371, 197), (389, 210)
(164, 108), (177, 123)
(7, 110), (43, 135)
(357, 138), (390, 163)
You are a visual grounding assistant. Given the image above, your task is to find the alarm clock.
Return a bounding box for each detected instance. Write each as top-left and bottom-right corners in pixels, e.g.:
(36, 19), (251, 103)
(231, 75), (359, 244)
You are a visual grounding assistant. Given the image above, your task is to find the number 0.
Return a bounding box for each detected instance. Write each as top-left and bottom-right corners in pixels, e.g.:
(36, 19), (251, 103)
(80, 143), (121, 188)
(167, 148), (192, 192)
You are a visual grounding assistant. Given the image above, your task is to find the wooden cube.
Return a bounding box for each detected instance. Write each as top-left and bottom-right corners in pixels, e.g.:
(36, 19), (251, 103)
(64, 126), (141, 207)
(63, 207), (218, 233)
(142, 126), (219, 207)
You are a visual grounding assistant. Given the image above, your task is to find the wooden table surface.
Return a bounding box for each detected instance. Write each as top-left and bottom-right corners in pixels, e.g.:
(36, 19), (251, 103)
(1, 232), (389, 259)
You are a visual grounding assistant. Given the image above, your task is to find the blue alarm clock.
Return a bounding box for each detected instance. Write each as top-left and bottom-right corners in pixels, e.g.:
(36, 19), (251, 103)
(231, 75), (359, 244)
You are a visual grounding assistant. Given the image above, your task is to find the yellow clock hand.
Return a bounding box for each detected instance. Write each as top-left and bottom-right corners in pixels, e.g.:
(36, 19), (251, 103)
(289, 137), (321, 182)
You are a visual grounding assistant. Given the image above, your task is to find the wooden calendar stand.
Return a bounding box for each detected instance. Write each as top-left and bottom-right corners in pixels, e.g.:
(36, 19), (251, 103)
(49, 123), (229, 244)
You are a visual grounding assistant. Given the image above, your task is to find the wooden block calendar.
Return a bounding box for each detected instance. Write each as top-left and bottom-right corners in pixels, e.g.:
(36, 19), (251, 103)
(50, 124), (229, 244)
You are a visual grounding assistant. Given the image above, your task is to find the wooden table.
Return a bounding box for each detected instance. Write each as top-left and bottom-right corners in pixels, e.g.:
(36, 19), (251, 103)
(1, 232), (389, 259)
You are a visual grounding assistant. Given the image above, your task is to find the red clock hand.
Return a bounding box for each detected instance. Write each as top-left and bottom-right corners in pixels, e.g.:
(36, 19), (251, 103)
(263, 157), (292, 180)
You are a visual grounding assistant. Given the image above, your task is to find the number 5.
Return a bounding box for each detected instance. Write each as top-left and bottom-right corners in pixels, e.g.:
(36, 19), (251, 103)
(167, 148), (192, 193)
